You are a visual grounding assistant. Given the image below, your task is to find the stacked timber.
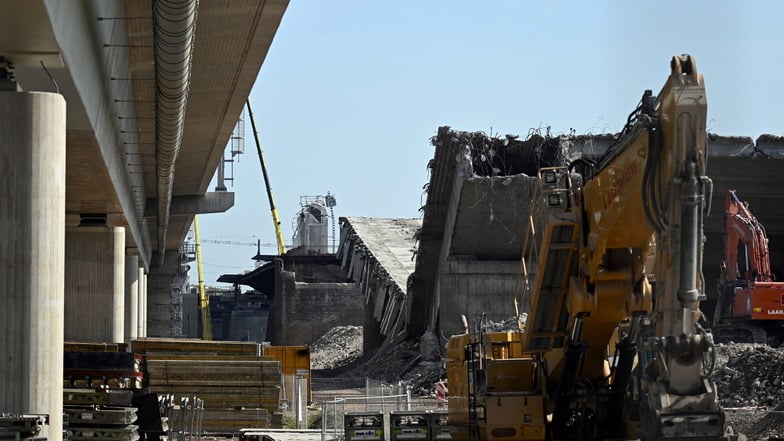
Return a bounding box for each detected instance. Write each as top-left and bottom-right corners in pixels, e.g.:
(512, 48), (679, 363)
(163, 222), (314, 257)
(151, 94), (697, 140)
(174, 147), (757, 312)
(131, 338), (260, 356)
(132, 338), (282, 433)
(145, 359), (281, 410)
(65, 342), (128, 353)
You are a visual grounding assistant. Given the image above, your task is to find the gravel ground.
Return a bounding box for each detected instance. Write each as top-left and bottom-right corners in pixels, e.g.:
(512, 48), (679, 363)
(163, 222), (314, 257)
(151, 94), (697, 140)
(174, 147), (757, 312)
(712, 343), (784, 440)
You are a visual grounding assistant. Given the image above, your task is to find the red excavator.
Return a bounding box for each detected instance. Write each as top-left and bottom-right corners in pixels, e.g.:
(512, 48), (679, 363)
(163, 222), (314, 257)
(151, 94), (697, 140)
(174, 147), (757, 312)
(713, 189), (784, 346)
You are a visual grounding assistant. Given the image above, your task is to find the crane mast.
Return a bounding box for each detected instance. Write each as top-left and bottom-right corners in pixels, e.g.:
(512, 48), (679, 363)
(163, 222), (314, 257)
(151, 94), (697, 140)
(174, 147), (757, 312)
(193, 215), (213, 340)
(246, 99), (287, 255)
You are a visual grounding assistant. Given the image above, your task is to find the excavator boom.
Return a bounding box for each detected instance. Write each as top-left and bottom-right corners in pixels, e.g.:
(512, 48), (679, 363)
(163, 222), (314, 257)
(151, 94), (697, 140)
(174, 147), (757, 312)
(722, 190), (773, 282)
(447, 55), (735, 441)
(526, 55), (725, 441)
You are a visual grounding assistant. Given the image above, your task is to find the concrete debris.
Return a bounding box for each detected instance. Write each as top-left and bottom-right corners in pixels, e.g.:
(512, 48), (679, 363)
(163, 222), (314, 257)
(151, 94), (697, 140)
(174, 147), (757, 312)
(712, 343), (784, 440)
(419, 330), (441, 362)
(356, 338), (445, 395)
(310, 325), (363, 370)
(311, 325), (445, 394)
(431, 126), (571, 179)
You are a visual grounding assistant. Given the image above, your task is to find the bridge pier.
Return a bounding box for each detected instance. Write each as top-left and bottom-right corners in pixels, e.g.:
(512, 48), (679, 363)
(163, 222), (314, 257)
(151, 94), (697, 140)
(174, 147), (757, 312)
(125, 254), (140, 343)
(0, 91), (66, 441)
(65, 226), (126, 343)
(139, 268), (148, 337)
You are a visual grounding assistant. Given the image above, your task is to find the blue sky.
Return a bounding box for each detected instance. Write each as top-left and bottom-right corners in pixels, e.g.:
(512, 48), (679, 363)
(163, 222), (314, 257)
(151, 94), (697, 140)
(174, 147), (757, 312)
(196, 1), (784, 284)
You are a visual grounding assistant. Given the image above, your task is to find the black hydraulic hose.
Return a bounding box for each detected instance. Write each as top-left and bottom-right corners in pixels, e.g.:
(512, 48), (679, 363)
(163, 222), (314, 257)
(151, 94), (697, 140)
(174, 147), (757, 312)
(642, 122), (667, 233)
(605, 338), (637, 438)
(552, 315), (588, 439)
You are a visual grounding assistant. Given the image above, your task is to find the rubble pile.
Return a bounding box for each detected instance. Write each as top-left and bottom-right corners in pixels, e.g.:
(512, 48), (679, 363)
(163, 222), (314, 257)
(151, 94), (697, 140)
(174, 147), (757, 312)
(310, 325), (363, 370)
(310, 326), (446, 393)
(359, 338), (445, 395)
(712, 344), (784, 408)
(711, 344), (784, 440)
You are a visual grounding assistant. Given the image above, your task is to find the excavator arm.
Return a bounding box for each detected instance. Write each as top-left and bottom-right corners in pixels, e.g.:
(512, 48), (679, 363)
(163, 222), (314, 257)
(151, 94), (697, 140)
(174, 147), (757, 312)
(633, 54), (723, 441)
(722, 190), (773, 282)
(713, 189), (784, 345)
(523, 55), (729, 440)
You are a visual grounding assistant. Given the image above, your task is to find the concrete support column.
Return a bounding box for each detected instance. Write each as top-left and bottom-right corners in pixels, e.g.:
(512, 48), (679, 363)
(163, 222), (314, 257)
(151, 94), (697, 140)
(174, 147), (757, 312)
(134, 268), (147, 337)
(65, 226), (126, 343)
(125, 255), (139, 343)
(139, 273), (150, 337)
(0, 91), (66, 441)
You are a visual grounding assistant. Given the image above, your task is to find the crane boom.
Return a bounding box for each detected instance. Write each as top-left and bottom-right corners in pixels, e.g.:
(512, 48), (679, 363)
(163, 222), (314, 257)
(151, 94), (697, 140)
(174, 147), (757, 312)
(193, 215), (213, 340)
(246, 99), (286, 255)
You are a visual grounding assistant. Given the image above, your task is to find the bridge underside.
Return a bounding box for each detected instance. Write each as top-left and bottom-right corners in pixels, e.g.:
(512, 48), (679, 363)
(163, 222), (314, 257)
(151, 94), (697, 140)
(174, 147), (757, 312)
(2, 0), (288, 338)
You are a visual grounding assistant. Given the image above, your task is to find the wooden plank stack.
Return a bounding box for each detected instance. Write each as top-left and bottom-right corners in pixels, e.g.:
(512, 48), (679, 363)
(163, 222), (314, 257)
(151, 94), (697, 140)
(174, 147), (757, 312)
(131, 338), (282, 434)
(131, 338), (260, 356)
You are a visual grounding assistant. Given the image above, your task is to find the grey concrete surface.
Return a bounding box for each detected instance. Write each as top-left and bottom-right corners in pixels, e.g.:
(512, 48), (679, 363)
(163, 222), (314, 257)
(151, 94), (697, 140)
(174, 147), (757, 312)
(337, 217), (421, 347)
(125, 254), (139, 342)
(268, 270), (360, 345)
(64, 226), (126, 343)
(0, 91), (66, 441)
(140, 270), (148, 337)
(339, 217), (420, 296)
(138, 267), (147, 338)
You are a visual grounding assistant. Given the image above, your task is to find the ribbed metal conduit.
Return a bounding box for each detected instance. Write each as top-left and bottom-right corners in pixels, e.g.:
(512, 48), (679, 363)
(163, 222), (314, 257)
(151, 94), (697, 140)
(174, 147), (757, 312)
(152, 0), (198, 264)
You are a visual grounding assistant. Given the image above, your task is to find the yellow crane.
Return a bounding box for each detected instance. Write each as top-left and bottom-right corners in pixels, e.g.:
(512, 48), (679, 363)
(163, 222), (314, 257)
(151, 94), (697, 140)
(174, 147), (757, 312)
(193, 215), (212, 340)
(246, 99), (286, 255)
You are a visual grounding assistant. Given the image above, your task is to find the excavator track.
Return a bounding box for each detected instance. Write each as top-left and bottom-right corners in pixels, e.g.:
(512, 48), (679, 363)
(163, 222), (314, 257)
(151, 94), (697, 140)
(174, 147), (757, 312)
(711, 322), (768, 345)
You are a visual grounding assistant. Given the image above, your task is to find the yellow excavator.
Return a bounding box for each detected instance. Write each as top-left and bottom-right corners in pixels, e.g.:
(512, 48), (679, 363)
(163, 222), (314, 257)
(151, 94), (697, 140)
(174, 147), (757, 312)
(447, 55), (736, 441)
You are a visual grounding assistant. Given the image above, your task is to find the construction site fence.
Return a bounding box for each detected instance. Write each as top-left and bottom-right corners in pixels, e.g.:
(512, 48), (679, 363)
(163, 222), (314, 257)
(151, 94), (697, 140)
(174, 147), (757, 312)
(319, 378), (443, 441)
(281, 375), (310, 422)
(161, 394), (204, 441)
